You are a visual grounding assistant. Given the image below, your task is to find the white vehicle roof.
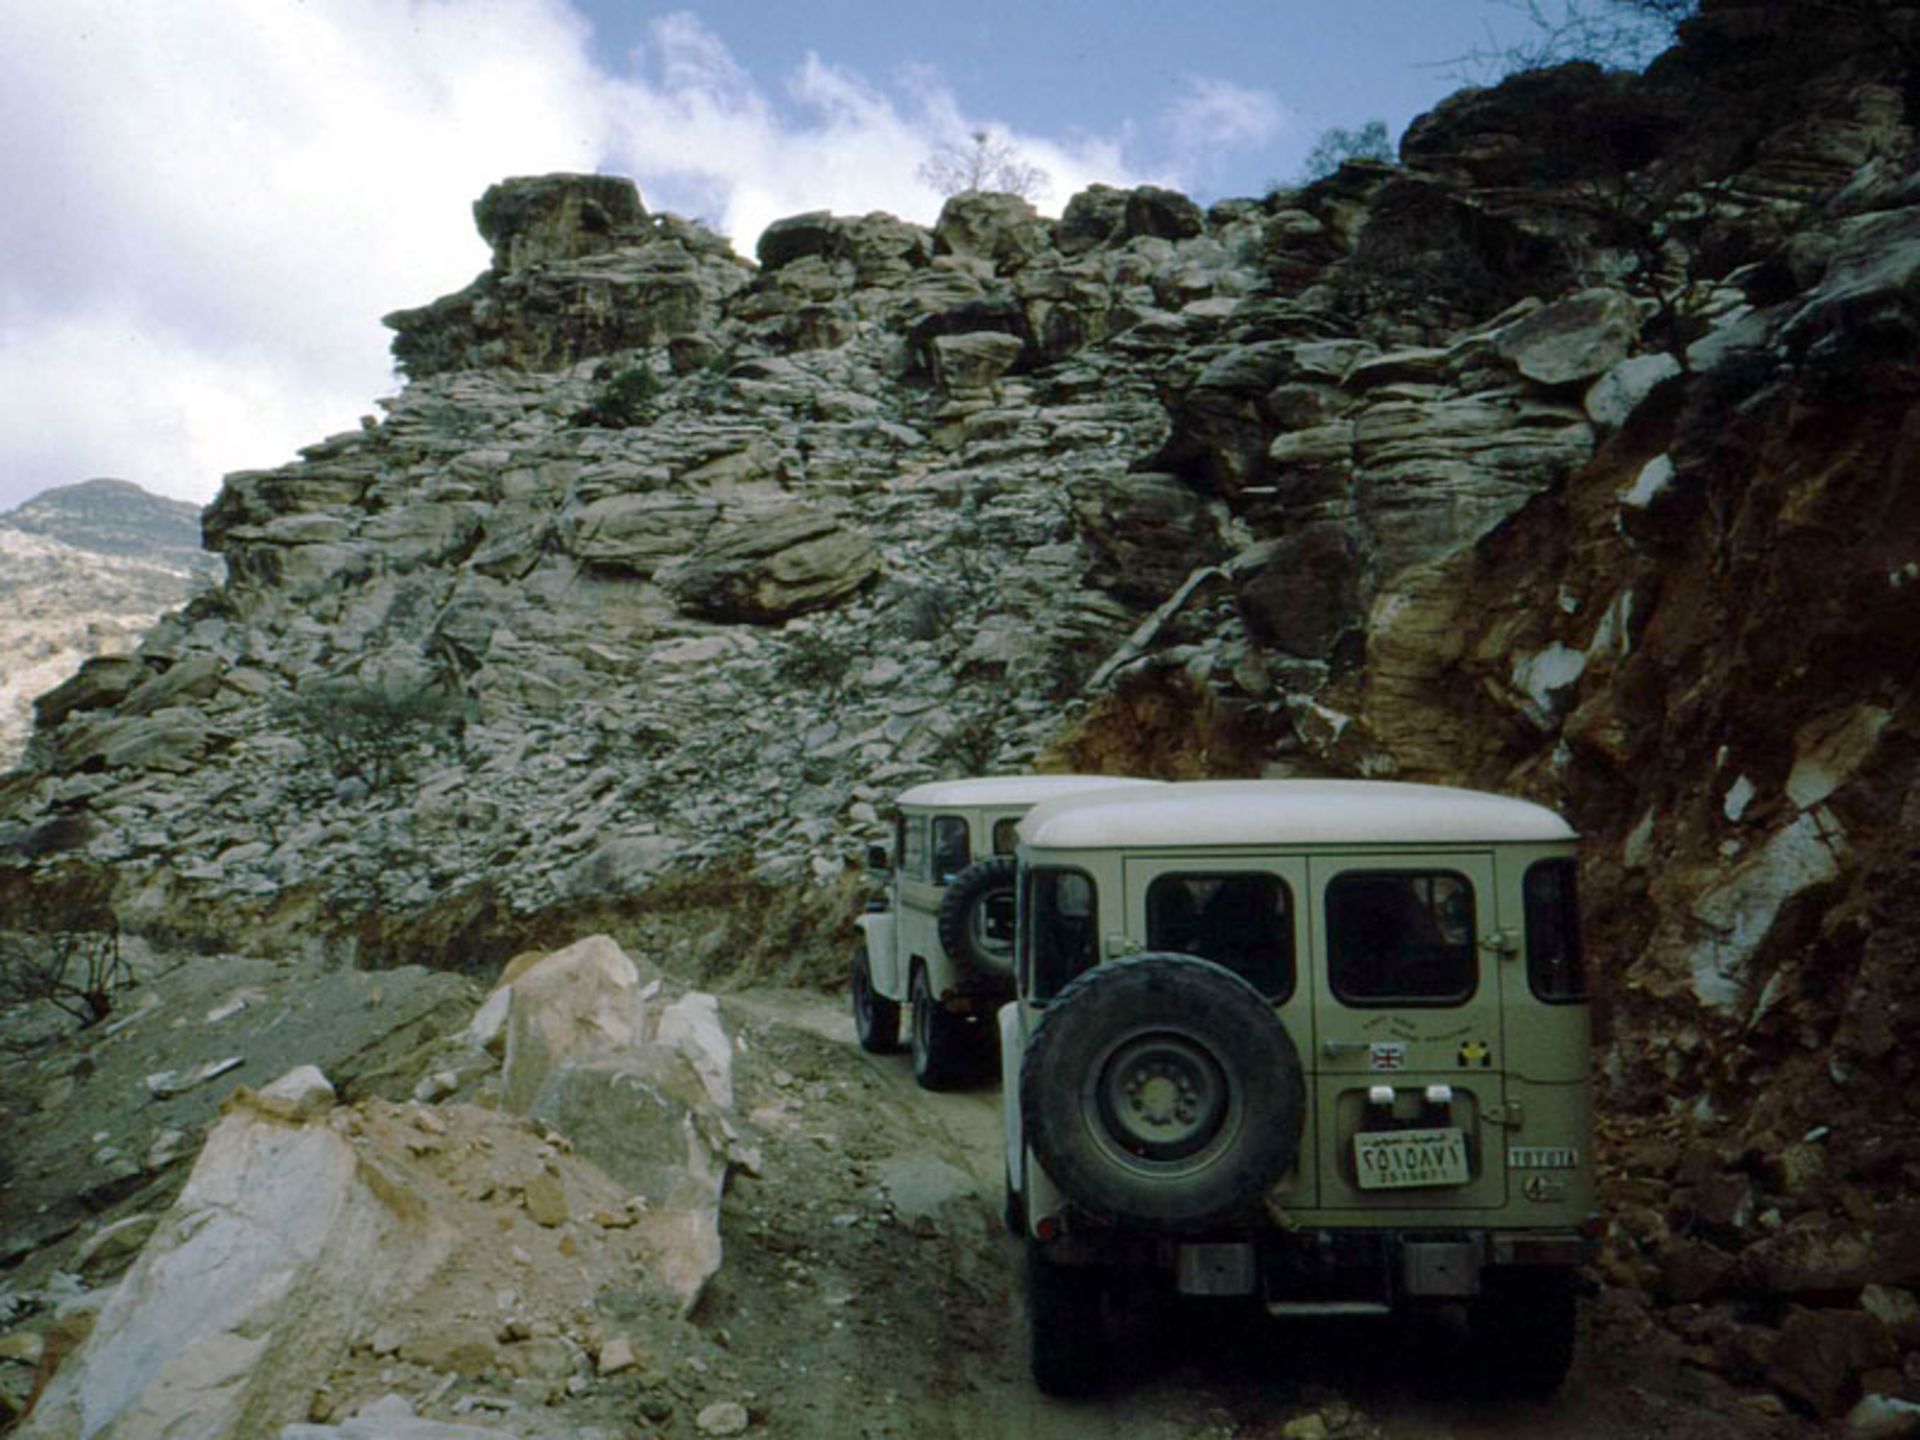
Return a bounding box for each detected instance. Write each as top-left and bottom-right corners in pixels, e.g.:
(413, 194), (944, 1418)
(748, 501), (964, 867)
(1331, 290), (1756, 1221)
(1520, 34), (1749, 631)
(1019, 779), (1576, 850)
(895, 774), (1159, 810)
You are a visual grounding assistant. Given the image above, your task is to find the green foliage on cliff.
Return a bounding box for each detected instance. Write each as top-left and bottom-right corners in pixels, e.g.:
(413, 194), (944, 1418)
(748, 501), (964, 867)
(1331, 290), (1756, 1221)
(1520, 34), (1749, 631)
(570, 361), (659, 428)
(277, 679), (474, 792)
(1302, 120), (1394, 181)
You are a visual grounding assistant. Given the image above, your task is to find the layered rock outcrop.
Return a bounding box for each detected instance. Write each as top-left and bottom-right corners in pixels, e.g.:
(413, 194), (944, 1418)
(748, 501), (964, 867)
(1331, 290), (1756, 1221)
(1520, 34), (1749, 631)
(0, 157), (1636, 952)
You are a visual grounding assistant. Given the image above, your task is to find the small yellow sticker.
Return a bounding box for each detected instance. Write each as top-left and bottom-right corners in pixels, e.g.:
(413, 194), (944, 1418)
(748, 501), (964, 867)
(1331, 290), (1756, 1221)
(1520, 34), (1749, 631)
(1457, 1040), (1492, 1068)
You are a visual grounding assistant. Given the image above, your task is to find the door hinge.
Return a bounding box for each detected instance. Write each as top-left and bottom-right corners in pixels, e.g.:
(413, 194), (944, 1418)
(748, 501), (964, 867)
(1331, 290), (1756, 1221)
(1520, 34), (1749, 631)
(1479, 929), (1519, 960)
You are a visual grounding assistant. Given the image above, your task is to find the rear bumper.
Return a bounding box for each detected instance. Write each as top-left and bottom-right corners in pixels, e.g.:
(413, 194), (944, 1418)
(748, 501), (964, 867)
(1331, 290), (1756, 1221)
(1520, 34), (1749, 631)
(1039, 1225), (1596, 1302)
(1489, 1231), (1596, 1268)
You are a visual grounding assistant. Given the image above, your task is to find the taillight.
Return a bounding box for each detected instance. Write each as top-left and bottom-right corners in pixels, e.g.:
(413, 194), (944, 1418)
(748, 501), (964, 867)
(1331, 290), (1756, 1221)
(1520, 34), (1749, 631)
(1034, 1214), (1062, 1242)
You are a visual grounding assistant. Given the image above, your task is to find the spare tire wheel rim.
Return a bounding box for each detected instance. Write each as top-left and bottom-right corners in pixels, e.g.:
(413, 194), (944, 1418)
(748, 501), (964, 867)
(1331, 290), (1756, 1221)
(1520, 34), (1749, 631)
(1085, 1025), (1240, 1174)
(966, 889), (1015, 967)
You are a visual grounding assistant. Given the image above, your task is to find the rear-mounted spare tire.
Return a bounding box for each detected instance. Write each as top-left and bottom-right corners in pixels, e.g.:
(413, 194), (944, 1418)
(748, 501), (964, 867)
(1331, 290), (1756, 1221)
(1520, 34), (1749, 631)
(936, 855), (1018, 976)
(1021, 952), (1304, 1230)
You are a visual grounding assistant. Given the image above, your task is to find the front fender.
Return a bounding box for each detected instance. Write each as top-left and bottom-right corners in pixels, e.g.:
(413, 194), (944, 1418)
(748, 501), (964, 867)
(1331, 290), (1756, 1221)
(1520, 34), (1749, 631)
(856, 911), (903, 1003)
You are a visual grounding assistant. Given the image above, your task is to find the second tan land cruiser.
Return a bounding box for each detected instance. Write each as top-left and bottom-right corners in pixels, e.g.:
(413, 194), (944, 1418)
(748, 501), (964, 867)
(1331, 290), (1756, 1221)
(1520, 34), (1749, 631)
(1000, 779), (1596, 1397)
(854, 775), (1156, 1089)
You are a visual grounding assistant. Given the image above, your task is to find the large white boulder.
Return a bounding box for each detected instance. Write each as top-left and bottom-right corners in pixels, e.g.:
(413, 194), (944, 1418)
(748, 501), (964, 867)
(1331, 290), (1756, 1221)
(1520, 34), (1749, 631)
(656, 991), (734, 1110)
(19, 1087), (455, 1440)
(529, 1050), (729, 1314)
(499, 935), (651, 1114)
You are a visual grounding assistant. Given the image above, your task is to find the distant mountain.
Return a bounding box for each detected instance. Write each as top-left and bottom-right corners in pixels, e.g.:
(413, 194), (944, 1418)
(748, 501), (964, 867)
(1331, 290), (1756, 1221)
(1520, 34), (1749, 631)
(0, 480), (220, 770)
(1, 477), (217, 574)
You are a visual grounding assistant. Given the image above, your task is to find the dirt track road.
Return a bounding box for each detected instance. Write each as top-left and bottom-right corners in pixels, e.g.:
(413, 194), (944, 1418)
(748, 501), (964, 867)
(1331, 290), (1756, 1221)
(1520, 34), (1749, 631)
(0, 967), (1812, 1438)
(717, 990), (1810, 1440)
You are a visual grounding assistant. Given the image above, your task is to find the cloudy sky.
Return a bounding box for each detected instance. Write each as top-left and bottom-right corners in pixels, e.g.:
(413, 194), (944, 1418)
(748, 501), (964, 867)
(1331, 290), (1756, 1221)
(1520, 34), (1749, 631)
(0, 1), (1617, 516)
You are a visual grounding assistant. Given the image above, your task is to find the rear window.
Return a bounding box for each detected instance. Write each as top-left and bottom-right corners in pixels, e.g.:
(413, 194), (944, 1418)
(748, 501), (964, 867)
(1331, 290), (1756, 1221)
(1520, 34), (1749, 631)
(1146, 872), (1294, 1000)
(1524, 859), (1586, 1002)
(992, 818), (1020, 856)
(1026, 867), (1098, 1000)
(932, 815), (971, 881)
(1326, 871), (1477, 1006)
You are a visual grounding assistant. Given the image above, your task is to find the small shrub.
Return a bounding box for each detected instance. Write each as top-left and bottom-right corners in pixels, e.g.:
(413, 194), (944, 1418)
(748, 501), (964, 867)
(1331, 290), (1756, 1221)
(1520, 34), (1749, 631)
(889, 587), (954, 643)
(1301, 120), (1394, 182)
(944, 708), (1008, 777)
(1440, 0), (1692, 82)
(918, 129), (1046, 201)
(0, 872), (128, 1027)
(571, 361), (658, 427)
(1041, 644), (1098, 704)
(277, 679), (474, 792)
(776, 631), (853, 697)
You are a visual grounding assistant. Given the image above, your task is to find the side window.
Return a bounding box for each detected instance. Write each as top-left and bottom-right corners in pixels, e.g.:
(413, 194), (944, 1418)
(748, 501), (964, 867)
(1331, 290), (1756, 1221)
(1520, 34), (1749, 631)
(1327, 871), (1477, 1006)
(1027, 868), (1098, 1001)
(901, 815), (928, 882)
(932, 816), (971, 881)
(1525, 859), (1586, 1002)
(992, 818), (1020, 856)
(1146, 872), (1294, 1001)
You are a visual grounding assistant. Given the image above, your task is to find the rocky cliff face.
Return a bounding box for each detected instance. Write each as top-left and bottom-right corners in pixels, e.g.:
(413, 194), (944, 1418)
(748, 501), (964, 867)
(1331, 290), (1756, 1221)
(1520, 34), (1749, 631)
(7, 0), (1920, 1416)
(0, 480), (219, 771)
(0, 170), (1621, 960)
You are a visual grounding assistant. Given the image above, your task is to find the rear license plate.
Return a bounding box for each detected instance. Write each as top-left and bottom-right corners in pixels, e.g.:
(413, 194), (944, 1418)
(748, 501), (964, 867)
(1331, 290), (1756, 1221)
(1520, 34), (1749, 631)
(1354, 1127), (1470, 1190)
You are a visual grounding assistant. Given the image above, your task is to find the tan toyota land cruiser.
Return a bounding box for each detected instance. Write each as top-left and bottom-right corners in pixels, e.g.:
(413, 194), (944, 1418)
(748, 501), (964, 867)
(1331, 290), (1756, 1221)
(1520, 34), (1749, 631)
(1000, 779), (1595, 1397)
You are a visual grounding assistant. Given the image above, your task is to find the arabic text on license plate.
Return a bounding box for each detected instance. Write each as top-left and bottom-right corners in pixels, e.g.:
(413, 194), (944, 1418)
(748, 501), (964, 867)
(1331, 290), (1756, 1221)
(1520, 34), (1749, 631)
(1353, 1128), (1470, 1190)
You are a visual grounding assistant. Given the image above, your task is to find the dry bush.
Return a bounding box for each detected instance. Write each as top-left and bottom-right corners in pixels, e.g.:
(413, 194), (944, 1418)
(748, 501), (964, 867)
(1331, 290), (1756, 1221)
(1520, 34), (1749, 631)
(0, 870), (128, 1027)
(276, 678), (473, 792)
(918, 130), (1045, 201)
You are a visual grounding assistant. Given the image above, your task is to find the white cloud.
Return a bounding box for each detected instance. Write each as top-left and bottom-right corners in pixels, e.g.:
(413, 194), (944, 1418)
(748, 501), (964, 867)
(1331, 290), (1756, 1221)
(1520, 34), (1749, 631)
(0, 0), (611, 510)
(603, 14), (1141, 247)
(1165, 76), (1290, 178)
(0, 306), (366, 505)
(0, 3), (1147, 515)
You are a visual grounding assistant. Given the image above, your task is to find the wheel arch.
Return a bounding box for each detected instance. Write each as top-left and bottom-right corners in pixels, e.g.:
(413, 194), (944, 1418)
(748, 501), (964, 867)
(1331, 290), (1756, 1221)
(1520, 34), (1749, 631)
(856, 911), (904, 1002)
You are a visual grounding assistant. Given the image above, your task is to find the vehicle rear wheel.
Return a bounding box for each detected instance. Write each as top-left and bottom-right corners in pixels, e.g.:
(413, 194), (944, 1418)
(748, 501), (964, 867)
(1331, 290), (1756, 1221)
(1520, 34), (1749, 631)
(1021, 953), (1304, 1229)
(1468, 1270), (1577, 1398)
(910, 964), (967, 1091)
(1025, 1240), (1106, 1397)
(851, 940), (900, 1053)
